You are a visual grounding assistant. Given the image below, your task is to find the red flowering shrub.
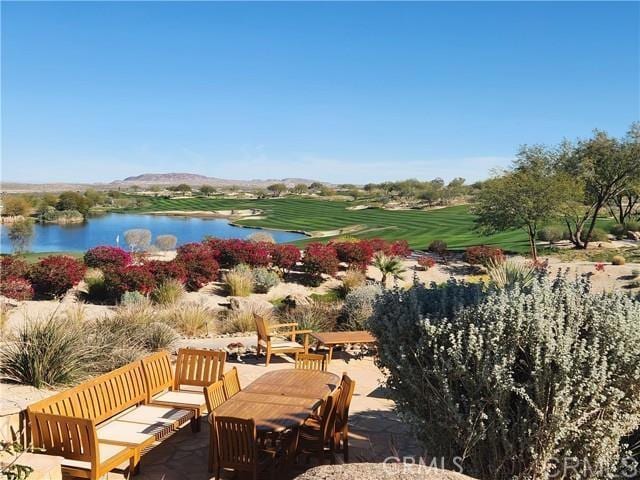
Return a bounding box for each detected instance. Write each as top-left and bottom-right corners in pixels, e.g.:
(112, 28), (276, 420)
(29, 256), (86, 298)
(302, 243), (339, 278)
(595, 262), (606, 272)
(146, 259), (188, 284)
(464, 246), (505, 267)
(388, 240), (411, 257)
(0, 256), (29, 279)
(368, 238), (389, 254)
(417, 256), (436, 270)
(176, 242), (220, 291)
(83, 246), (132, 270)
(271, 244), (301, 272)
(331, 240), (374, 271)
(118, 265), (156, 295)
(211, 239), (271, 268)
(0, 276), (34, 300)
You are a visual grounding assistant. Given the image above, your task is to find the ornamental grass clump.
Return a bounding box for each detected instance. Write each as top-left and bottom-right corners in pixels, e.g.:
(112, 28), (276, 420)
(224, 265), (254, 296)
(369, 276), (640, 479)
(151, 278), (185, 305)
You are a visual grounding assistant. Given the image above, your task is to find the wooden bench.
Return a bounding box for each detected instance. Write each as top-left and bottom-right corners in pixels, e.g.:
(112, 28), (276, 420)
(142, 348), (226, 431)
(27, 350), (226, 478)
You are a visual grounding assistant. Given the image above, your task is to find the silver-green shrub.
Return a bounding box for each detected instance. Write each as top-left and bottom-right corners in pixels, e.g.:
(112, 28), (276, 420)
(369, 276), (640, 479)
(340, 284), (382, 331)
(252, 267), (280, 293)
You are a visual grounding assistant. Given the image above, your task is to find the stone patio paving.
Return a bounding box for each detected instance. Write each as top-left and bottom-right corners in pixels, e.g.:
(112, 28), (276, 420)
(107, 335), (423, 479)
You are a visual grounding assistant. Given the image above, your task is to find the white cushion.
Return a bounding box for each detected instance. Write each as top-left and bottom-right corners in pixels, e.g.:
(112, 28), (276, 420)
(62, 442), (129, 470)
(270, 340), (304, 349)
(97, 420), (159, 446)
(153, 390), (205, 408)
(116, 405), (193, 427)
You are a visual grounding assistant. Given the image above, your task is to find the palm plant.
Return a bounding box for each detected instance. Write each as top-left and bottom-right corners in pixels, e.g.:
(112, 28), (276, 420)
(486, 258), (536, 288)
(372, 252), (406, 286)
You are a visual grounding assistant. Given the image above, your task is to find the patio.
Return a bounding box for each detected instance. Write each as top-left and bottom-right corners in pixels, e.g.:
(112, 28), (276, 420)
(105, 335), (423, 479)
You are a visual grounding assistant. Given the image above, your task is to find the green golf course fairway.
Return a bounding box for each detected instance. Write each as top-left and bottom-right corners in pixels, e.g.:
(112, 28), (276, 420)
(131, 197), (534, 252)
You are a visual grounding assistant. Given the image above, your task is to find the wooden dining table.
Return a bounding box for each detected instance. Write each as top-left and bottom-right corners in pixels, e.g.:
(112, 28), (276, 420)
(214, 369), (340, 432)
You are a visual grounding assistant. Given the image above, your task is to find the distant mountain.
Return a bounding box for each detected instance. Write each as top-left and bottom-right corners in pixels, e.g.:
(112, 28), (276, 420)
(1, 173), (325, 192)
(113, 173), (321, 188)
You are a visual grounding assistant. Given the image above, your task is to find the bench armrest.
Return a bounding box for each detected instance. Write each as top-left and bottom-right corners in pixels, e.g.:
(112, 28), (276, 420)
(270, 322), (298, 330)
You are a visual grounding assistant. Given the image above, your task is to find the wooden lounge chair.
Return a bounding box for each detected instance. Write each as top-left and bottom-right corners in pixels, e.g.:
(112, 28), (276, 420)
(31, 412), (135, 480)
(211, 415), (278, 480)
(332, 374), (356, 462)
(222, 366), (242, 398)
(296, 386), (342, 464)
(294, 352), (328, 372)
(254, 315), (311, 367)
(141, 348), (226, 431)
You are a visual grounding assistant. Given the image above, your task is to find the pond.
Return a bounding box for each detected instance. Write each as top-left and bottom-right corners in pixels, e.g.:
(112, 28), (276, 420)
(0, 213), (306, 253)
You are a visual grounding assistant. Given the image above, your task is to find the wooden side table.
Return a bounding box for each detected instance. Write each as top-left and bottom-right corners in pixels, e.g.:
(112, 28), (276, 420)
(310, 331), (376, 363)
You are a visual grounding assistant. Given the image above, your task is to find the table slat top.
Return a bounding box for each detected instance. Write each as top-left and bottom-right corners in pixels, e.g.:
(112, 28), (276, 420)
(311, 330), (375, 345)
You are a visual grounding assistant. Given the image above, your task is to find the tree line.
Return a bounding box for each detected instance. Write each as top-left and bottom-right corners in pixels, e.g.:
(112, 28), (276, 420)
(474, 123), (640, 259)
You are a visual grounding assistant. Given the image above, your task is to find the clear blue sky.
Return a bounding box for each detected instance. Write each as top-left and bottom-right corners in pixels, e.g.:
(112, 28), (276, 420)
(2, 1), (638, 184)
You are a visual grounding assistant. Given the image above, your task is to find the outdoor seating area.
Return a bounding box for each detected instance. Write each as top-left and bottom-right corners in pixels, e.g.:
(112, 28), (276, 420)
(23, 344), (373, 480)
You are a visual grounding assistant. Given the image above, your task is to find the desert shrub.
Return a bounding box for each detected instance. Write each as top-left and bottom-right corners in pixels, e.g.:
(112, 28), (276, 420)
(118, 265), (156, 295)
(609, 223), (627, 239)
(252, 267), (280, 293)
(29, 256), (86, 298)
(271, 244), (301, 272)
(221, 306), (274, 334)
(340, 284), (382, 331)
(388, 240), (411, 257)
(160, 303), (214, 337)
(146, 259), (188, 284)
(83, 246), (132, 270)
(612, 255), (626, 266)
(279, 301), (338, 334)
(175, 242), (219, 290)
(537, 226), (564, 243)
(581, 227), (609, 243)
(88, 313), (148, 371)
(210, 239), (272, 268)
(124, 228), (152, 252)
(0, 315), (91, 387)
(155, 234), (177, 251)
(464, 245), (505, 267)
(224, 265), (254, 296)
(151, 279), (185, 305)
(341, 268), (366, 294)
(372, 252), (406, 286)
(369, 276), (640, 479)
(120, 290), (147, 306)
(427, 239), (448, 255)
(0, 256), (29, 279)
(0, 277), (33, 301)
(141, 322), (179, 351)
(416, 256), (436, 270)
(367, 238), (390, 254)
(486, 259), (536, 288)
(302, 243), (339, 281)
(331, 240), (374, 270)
(247, 232), (275, 244)
(626, 220), (640, 232)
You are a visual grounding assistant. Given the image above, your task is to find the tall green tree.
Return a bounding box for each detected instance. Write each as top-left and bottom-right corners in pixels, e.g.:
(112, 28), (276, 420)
(558, 124), (640, 248)
(474, 146), (571, 260)
(267, 183), (287, 197)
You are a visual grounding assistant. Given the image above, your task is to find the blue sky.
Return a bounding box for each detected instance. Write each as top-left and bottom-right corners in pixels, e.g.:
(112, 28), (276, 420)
(1, 1), (638, 184)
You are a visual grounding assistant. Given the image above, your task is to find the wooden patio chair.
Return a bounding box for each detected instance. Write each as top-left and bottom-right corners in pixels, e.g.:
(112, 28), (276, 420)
(254, 315), (311, 367)
(210, 415), (278, 480)
(174, 347), (226, 391)
(204, 380), (228, 473)
(332, 374), (356, 462)
(31, 412), (135, 480)
(294, 352), (328, 371)
(296, 386), (342, 464)
(222, 366), (242, 398)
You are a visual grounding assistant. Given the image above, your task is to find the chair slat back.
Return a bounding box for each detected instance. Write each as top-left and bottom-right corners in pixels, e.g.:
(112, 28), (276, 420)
(254, 315), (269, 344)
(221, 367), (242, 398)
(294, 352), (327, 372)
(212, 415), (257, 470)
(31, 412), (97, 468)
(320, 387), (341, 443)
(140, 350), (174, 401)
(28, 361), (147, 425)
(174, 348), (226, 389)
(204, 380), (227, 413)
(335, 374), (356, 429)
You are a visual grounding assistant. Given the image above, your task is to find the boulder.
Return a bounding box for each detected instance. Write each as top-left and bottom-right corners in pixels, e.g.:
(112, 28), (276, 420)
(282, 293), (311, 309)
(228, 296), (274, 313)
(294, 464), (476, 480)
